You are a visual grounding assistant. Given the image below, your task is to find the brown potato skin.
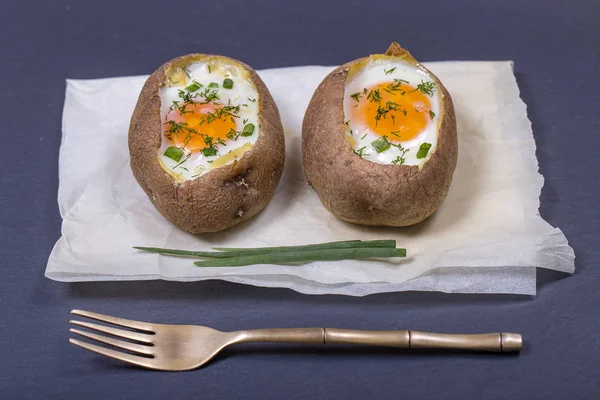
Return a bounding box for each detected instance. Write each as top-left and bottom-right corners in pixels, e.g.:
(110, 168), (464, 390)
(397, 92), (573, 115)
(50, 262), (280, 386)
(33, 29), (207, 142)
(129, 54), (285, 234)
(302, 43), (457, 226)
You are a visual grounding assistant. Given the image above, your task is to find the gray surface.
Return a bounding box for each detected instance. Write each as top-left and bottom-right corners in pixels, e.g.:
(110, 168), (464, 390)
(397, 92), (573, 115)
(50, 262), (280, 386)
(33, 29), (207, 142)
(1, 0), (599, 398)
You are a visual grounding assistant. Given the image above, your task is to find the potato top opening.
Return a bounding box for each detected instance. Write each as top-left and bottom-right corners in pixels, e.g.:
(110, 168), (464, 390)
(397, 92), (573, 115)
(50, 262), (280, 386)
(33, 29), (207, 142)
(343, 55), (442, 167)
(158, 55), (260, 182)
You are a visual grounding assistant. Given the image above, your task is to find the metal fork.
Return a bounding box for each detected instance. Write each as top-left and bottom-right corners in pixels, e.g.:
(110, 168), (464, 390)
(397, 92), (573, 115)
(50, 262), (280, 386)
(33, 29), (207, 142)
(69, 309), (522, 370)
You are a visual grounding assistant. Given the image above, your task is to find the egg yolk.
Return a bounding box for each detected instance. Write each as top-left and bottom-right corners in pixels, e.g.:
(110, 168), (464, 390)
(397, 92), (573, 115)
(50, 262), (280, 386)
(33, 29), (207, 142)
(165, 103), (236, 152)
(351, 82), (432, 142)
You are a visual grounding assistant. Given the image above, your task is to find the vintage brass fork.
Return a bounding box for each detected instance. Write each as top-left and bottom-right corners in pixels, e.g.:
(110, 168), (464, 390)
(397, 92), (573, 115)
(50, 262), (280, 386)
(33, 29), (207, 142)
(69, 309), (522, 370)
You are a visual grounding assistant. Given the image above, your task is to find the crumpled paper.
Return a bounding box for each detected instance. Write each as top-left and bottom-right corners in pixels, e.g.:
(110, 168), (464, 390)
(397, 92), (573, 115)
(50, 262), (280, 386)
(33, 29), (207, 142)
(46, 61), (575, 296)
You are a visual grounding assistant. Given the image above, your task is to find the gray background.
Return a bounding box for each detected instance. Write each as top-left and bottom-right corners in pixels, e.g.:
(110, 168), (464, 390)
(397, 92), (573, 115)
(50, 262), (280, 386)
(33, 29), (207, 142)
(1, 0), (599, 398)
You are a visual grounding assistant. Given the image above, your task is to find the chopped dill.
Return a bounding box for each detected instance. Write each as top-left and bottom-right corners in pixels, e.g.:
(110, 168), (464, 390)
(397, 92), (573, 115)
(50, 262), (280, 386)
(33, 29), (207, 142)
(367, 89), (382, 103)
(353, 146), (367, 158)
(173, 153), (191, 169)
(414, 80), (436, 96)
(350, 92), (362, 102)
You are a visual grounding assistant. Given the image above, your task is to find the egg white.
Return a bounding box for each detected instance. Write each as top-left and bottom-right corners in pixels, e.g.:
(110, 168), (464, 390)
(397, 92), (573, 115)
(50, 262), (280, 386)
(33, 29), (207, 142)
(343, 58), (440, 166)
(158, 59), (260, 181)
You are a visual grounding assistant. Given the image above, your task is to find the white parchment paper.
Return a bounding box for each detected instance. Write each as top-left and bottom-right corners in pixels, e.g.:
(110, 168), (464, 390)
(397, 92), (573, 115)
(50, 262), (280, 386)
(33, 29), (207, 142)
(46, 61), (575, 295)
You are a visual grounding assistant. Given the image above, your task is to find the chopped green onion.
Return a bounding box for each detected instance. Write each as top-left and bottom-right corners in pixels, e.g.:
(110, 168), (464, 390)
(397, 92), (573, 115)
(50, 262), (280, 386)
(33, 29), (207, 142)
(208, 82), (219, 89)
(185, 81), (202, 92)
(223, 78), (234, 89)
(416, 142), (432, 159)
(371, 136), (391, 153)
(193, 247), (407, 267)
(164, 146), (184, 162)
(202, 147), (218, 157)
(429, 110), (435, 119)
(241, 123), (255, 137)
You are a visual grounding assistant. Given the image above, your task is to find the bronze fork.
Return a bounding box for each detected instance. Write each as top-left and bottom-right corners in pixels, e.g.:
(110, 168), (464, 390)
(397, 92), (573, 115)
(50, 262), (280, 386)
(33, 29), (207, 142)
(69, 309), (522, 371)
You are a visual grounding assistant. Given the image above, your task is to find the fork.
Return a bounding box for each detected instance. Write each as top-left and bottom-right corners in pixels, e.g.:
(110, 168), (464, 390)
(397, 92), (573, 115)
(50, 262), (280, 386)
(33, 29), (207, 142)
(69, 309), (523, 370)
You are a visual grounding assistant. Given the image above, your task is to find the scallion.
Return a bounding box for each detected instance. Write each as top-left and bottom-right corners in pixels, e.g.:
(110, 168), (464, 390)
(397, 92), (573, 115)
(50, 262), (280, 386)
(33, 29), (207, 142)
(416, 142), (432, 159)
(193, 247), (406, 267)
(223, 78), (234, 89)
(164, 146), (183, 162)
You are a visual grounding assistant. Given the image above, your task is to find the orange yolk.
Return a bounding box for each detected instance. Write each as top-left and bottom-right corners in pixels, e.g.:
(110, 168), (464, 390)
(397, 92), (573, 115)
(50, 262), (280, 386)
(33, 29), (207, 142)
(351, 82), (432, 142)
(165, 103), (236, 152)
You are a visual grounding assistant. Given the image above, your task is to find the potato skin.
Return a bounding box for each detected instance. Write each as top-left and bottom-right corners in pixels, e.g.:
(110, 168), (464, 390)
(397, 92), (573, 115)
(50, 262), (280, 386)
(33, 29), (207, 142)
(302, 43), (457, 226)
(129, 54), (285, 234)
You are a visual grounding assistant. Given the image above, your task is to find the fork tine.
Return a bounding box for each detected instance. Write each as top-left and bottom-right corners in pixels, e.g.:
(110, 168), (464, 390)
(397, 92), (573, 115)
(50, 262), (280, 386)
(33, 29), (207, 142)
(71, 309), (154, 332)
(70, 320), (153, 344)
(70, 328), (154, 356)
(69, 338), (155, 369)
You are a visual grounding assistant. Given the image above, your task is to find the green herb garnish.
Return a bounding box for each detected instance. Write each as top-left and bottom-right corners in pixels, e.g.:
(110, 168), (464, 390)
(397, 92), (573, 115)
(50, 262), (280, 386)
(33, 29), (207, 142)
(371, 136), (391, 153)
(208, 82), (219, 89)
(241, 123), (255, 137)
(391, 142), (409, 165)
(367, 89), (382, 103)
(416, 142), (432, 159)
(202, 147), (218, 157)
(429, 110), (435, 119)
(392, 156), (404, 165)
(173, 153), (191, 169)
(135, 240), (397, 258)
(247, 97), (256, 102)
(353, 146), (367, 158)
(133, 240), (406, 267)
(185, 81), (202, 92)
(192, 248), (406, 267)
(374, 101), (401, 125)
(386, 78), (409, 92)
(415, 80), (436, 97)
(350, 92), (362, 102)
(226, 128), (240, 141)
(163, 120), (194, 140)
(223, 78), (234, 89)
(384, 67), (396, 75)
(360, 133), (368, 140)
(164, 146), (184, 162)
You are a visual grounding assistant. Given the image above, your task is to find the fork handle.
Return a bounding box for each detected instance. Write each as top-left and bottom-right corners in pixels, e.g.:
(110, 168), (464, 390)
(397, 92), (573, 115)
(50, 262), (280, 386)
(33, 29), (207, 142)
(324, 329), (522, 352)
(237, 328), (522, 352)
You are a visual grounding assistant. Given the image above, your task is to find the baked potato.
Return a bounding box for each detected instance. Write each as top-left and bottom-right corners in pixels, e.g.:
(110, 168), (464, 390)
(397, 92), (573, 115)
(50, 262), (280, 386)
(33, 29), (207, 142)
(302, 42), (457, 226)
(129, 54), (285, 233)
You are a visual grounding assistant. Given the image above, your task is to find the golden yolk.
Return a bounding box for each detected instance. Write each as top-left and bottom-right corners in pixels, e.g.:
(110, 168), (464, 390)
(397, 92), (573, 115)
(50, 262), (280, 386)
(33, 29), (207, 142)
(165, 103), (236, 152)
(351, 82), (432, 142)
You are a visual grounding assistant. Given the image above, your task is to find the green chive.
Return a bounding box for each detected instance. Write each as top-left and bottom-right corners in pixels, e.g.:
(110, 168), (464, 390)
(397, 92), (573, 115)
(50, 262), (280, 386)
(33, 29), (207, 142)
(371, 136), (391, 153)
(214, 240), (396, 253)
(164, 146), (183, 162)
(241, 123), (255, 137)
(185, 81), (202, 92)
(208, 82), (219, 89)
(223, 78), (234, 89)
(416, 142), (432, 159)
(133, 240), (398, 259)
(429, 110), (435, 119)
(193, 247), (407, 267)
(202, 147), (217, 157)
